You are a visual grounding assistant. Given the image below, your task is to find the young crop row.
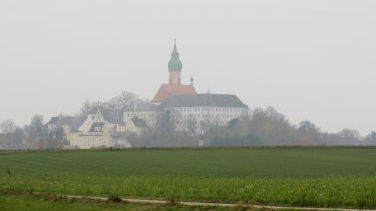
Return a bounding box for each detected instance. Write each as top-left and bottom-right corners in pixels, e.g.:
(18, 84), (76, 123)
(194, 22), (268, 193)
(1, 173), (376, 209)
(1, 147), (376, 178)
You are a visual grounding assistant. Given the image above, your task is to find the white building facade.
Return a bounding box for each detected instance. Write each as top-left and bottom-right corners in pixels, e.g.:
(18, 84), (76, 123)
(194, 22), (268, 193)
(123, 104), (162, 128)
(68, 111), (129, 149)
(162, 94), (248, 134)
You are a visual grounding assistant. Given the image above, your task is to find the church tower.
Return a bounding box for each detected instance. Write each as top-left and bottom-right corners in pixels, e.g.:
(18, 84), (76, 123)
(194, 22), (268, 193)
(151, 40), (197, 104)
(168, 40), (182, 84)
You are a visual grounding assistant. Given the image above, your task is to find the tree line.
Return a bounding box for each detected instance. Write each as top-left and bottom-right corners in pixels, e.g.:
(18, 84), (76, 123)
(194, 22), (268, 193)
(209, 107), (376, 146)
(1, 91), (376, 150)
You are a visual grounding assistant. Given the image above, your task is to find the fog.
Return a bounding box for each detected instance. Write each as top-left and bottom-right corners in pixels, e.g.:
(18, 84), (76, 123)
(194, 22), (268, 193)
(0, 0), (375, 135)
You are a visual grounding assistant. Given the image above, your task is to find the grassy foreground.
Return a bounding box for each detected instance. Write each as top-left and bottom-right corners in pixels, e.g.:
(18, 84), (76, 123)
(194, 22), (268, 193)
(1, 147), (376, 209)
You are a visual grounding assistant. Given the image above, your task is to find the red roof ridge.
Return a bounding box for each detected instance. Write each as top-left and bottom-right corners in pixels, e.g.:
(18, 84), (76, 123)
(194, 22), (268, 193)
(151, 83), (197, 104)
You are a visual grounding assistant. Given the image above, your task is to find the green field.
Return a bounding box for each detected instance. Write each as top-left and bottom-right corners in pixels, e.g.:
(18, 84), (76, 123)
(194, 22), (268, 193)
(1, 147), (376, 209)
(0, 192), (250, 211)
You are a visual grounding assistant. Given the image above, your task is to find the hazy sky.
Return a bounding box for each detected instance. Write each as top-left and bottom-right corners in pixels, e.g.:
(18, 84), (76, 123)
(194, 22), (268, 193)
(1, 0), (375, 135)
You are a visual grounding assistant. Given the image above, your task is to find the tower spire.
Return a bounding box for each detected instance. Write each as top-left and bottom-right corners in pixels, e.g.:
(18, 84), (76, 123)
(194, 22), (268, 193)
(168, 40), (182, 72)
(173, 38), (177, 53)
(168, 39), (182, 84)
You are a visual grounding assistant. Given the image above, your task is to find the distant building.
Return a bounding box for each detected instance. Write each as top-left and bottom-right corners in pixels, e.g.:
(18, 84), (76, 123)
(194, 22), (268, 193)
(125, 117), (149, 136)
(162, 94), (248, 133)
(47, 110), (130, 149)
(68, 111), (129, 149)
(46, 115), (86, 135)
(123, 103), (162, 128)
(124, 41), (249, 134)
(151, 41), (197, 104)
(123, 94), (248, 135)
(47, 40), (250, 147)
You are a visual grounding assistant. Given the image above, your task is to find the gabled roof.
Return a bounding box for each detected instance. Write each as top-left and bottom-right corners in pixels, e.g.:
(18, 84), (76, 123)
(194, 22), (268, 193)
(161, 94), (248, 108)
(89, 122), (105, 132)
(46, 116), (86, 132)
(130, 117), (148, 128)
(67, 116), (87, 132)
(46, 117), (59, 125)
(151, 84), (197, 104)
(86, 109), (123, 124)
(99, 109), (123, 124)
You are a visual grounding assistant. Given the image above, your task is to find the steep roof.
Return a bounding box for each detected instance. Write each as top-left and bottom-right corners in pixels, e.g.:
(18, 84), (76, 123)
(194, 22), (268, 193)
(46, 116), (86, 132)
(46, 117), (59, 125)
(161, 94), (248, 108)
(89, 122), (105, 132)
(65, 116), (87, 132)
(151, 84), (197, 104)
(85, 109), (123, 124)
(131, 117), (148, 128)
(99, 109), (123, 124)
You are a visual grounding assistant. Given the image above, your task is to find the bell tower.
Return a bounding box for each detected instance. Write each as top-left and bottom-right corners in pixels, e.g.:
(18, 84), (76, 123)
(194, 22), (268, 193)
(151, 40), (197, 104)
(168, 40), (182, 84)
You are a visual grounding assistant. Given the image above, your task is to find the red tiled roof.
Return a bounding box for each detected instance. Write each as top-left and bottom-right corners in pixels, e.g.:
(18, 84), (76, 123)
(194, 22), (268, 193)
(151, 84), (197, 104)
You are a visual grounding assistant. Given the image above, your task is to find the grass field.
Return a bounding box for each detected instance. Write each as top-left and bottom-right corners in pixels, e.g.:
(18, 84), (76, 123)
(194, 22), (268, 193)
(0, 147), (376, 209)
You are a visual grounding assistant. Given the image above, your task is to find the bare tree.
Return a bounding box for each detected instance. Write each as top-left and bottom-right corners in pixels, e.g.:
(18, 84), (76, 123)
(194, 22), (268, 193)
(0, 120), (16, 134)
(155, 110), (173, 134)
(24, 115), (47, 149)
(186, 116), (197, 135)
(200, 119), (211, 135)
(108, 91), (146, 110)
(0, 120), (24, 149)
(8, 128), (25, 150)
(248, 107), (296, 145)
(80, 100), (106, 116)
(80, 100), (92, 116)
(364, 131), (376, 145)
(337, 129), (361, 145)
